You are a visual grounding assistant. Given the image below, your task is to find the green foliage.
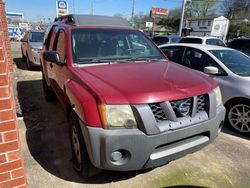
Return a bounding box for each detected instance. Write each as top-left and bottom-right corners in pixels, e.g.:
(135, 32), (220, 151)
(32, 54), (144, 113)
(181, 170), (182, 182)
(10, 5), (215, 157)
(228, 23), (250, 38)
(186, 0), (218, 17)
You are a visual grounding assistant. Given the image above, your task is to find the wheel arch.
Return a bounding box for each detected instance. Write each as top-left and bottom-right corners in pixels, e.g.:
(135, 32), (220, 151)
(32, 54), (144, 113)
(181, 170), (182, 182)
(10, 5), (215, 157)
(224, 97), (250, 108)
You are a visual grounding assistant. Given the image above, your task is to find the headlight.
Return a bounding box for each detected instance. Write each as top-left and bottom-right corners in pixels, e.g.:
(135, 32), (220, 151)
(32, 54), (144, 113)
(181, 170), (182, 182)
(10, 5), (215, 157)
(31, 48), (41, 52)
(99, 105), (137, 129)
(213, 86), (222, 106)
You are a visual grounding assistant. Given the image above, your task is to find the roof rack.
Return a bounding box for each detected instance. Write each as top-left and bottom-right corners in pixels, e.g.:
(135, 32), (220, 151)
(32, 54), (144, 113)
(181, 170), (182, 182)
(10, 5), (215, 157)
(54, 14), (130, 27)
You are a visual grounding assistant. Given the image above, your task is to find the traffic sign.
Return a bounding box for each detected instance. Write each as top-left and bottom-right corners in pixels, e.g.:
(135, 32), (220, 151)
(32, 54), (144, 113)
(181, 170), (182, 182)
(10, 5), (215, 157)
(56, 1), (69, 17)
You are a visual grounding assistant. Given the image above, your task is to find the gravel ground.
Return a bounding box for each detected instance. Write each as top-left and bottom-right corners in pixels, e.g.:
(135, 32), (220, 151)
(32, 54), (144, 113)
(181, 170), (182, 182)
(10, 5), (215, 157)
(11, 42), (250, 188)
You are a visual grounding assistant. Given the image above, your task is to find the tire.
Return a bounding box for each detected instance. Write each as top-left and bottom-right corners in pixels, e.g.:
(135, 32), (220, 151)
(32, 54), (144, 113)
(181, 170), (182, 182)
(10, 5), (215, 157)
(42, 73), (56, 102)
(26, 53), (32, 70)
(21, 49), (26, 62)
(226, 99), (250, 136)
(69, 112), (101, 178)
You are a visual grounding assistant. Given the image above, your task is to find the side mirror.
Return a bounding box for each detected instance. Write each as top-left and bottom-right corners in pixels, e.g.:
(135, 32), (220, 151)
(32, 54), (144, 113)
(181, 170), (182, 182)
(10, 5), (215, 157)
(204, 66), (219, 75)
(44, 51), (64, 65)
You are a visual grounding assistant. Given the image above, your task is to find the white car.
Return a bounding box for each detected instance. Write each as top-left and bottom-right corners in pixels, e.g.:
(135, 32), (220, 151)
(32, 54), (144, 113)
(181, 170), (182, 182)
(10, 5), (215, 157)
(179, 36), (226, 47)
(159, 43), (250, 135)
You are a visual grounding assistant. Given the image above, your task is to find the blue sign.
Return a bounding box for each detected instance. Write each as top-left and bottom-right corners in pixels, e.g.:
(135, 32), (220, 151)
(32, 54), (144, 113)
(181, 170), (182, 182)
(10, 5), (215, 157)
(57, 1), (67, 9)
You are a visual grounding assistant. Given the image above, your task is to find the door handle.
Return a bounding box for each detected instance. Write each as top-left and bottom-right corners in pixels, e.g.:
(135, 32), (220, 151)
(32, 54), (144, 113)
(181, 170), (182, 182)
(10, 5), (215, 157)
(50, 63), (53, 68)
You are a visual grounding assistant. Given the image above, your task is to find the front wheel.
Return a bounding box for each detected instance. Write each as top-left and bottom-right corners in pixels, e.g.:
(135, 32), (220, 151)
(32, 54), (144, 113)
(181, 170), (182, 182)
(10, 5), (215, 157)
(69, 112), (101, 178)
(226, 100), (250, 136)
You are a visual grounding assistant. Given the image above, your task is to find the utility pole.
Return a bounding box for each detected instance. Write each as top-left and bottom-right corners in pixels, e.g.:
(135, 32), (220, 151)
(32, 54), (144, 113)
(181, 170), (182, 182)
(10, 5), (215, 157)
(131, 0), (135, 20)
(90, 1), (94, 15)
(178, 0), (191, 36)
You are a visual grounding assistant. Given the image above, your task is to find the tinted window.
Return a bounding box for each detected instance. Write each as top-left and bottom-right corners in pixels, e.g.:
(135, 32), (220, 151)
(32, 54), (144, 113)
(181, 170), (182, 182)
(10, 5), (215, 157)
(206, 39), (225, 47)
(160, 46), (184, 64)
(170, 37), (182, 43)
(210, 50), (250, 76)
(71, 28), (165, 64)
(152, 36), (169, 45)
(29, 32), (45, 42)
(228, 40), (243, 49)
(179, 38), (203, 44)
(183, 48), (222, 72)
(56, 30), (66, 63)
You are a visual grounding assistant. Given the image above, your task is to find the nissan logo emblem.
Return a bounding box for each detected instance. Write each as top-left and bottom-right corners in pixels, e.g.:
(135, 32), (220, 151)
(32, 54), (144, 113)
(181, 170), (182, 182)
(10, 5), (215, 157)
(177, 101), (190, 117)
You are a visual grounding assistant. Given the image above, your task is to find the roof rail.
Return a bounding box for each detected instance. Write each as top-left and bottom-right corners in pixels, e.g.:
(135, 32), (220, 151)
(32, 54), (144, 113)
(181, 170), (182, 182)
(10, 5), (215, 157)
(54, 14), (130, 27)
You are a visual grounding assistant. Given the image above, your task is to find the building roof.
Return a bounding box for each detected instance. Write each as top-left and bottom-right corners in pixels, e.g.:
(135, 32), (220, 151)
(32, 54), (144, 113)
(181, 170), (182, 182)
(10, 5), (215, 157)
(187, 16), (227, 21)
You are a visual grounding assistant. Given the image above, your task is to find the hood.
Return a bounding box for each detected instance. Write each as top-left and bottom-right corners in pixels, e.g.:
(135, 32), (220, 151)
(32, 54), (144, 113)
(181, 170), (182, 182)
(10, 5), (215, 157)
(75, 61), (217, 104)
(29, 42), (43, 49)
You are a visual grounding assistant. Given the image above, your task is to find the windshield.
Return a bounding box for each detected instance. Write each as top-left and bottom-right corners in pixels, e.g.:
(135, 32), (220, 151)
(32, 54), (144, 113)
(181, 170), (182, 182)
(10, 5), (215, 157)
(71, 28), (165, 64)
(29, 32), (45, 42)
(209, 50), (250, 76)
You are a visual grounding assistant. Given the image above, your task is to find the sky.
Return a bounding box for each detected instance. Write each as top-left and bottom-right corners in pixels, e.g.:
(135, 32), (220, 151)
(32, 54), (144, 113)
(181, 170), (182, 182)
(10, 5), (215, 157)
(4, 0), (182, 22)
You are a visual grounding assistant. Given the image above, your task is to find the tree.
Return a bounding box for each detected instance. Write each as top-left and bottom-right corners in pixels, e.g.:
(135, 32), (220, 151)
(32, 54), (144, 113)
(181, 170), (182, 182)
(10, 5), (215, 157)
(220, 0), (250, 20)
(186, 0), (218, 17)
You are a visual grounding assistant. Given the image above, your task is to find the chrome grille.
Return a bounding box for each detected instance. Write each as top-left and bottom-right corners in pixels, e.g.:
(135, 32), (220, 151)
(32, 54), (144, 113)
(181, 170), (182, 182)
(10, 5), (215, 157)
(149, 103), (167, 122)
(197, 95), (206, 113)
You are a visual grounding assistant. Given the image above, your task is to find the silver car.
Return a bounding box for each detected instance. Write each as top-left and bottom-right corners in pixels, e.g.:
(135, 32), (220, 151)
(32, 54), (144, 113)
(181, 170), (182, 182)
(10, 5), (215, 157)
(21, 30), (45, 69)
(159, 43), (250, 135)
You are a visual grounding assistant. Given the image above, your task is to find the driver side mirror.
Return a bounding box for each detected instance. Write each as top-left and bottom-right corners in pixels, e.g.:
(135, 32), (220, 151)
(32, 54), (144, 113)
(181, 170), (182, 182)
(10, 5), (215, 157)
(44, 51), (65, 66)
(204, 66), (219, 75)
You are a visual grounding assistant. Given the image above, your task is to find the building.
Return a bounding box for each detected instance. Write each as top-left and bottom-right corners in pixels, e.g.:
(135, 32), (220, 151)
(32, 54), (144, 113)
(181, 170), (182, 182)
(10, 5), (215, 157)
(186, 16), (230, 41)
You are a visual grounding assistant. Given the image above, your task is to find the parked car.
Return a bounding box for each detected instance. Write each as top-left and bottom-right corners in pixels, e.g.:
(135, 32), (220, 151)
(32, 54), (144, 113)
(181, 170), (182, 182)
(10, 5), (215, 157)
(40, 14), (225, 177)
(152, 35), (182, 46)
(179, 36), (226, 47)
(159, 43), (250, 135)
(228, 38), (250, 56)
(21, 30), (45, 69)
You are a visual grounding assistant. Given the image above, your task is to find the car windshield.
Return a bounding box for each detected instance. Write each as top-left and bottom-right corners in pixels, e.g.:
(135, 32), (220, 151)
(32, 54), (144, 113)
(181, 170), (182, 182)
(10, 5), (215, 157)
(71, 28), (165, 64)
(29, 32), (45, 42)
(209, 50), (250, 76)
(179, 38), (202, 44)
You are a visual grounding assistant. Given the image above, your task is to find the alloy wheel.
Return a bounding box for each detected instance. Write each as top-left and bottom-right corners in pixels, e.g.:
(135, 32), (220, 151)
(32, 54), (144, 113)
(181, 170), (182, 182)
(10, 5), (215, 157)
(228, 104), (250, 133)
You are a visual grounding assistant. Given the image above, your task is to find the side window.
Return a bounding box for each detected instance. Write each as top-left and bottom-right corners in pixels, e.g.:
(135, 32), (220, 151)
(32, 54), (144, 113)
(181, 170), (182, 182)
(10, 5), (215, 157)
(160, 46), (184, 64)
(55, 30), (66, 63)
(48, 27), (58, 51)
(184, 48), (224, 73)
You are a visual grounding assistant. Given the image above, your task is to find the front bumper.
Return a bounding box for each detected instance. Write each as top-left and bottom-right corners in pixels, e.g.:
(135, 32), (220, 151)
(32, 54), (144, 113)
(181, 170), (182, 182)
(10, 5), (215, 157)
(80, 105), (225, 171)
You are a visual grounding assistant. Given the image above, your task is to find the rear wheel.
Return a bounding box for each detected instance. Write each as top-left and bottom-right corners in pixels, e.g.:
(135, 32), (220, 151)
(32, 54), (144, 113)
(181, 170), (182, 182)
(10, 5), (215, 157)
(42, 73), (56, 102)
(226, 100), (250, 136)
(26, 53), (32, 70)
(69, 112), (101, 178)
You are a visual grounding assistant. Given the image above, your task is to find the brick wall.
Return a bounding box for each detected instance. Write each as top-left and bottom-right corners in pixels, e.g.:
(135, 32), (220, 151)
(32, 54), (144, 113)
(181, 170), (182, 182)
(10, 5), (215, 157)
(0, 1), (27, 187)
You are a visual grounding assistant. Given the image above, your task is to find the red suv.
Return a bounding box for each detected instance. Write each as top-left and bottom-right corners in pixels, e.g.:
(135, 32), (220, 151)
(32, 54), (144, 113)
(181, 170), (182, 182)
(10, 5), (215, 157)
(40, 14), (225, 177)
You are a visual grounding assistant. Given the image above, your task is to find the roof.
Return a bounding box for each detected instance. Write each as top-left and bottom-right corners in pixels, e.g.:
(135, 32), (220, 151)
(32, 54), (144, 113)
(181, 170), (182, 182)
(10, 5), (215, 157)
(55, 14), (130, 27)
(159, 43), (233, 51)
(184, 36), (221, 39)
(187, 16), (227, 21)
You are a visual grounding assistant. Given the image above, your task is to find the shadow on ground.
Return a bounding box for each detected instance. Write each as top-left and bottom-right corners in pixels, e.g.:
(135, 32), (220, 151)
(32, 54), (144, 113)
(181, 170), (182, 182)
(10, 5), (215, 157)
(16, 79), (150, 184)
(13, 57), (41, 71)
(222, 126), (249, 140)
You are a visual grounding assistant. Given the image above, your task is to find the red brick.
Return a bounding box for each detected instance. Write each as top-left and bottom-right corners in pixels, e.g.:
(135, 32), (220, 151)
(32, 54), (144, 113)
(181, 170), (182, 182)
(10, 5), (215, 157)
(0, 172), (10, 182)
(0, 86), (10, 98)
(0, 121), (16, 132)
(0, 176), (26, 188)
(0, 159), (22, 173)
(11, 168), (24, 179)
(0, 141), (19, 153)
(0, 48), (4, 61)
(0, 98), (11, 110)
(0, 154), (6, 163)
(7, 150), (20, 161)
(0, 73), (8, 86)
(0, 61), (7, 72)
(0, 109), (14, 121)
(4, 131), (17, 142)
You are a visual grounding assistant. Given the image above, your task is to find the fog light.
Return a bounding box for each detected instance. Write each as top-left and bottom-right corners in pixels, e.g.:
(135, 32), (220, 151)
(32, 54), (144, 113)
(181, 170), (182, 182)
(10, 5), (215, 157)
(111, 151), (122, 162)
